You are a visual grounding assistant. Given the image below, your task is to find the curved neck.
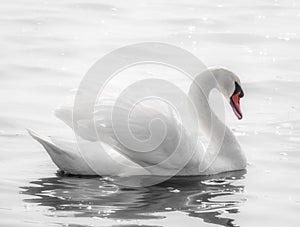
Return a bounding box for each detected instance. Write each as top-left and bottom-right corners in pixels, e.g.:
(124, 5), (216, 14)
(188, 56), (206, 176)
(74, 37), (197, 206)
(188, 69), (245, 172)
(188, 69), (223, 140)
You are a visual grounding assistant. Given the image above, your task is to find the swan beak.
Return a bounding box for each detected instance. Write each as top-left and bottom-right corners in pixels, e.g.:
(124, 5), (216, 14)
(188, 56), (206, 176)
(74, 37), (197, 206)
(230, 92), (243, 120)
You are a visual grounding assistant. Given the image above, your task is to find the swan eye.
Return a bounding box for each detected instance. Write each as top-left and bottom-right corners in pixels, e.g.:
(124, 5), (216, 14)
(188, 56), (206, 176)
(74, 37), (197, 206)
(234, 82), (244, 98)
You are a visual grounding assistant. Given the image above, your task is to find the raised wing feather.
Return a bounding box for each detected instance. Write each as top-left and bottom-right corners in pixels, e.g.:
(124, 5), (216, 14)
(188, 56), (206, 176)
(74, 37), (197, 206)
(54, 83), (203, 175)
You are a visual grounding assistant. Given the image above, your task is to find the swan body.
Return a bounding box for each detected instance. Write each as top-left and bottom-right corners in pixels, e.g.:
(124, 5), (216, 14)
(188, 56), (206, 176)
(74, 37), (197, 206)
(29, 67), (247, 176)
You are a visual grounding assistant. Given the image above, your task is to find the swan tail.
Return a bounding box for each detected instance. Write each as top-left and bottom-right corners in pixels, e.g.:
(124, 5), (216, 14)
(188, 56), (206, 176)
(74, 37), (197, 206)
(26, 129), (96, 175)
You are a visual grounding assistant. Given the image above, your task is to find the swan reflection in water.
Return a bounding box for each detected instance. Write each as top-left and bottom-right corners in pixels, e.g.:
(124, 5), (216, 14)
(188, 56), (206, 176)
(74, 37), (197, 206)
(21, 170), (246, 227)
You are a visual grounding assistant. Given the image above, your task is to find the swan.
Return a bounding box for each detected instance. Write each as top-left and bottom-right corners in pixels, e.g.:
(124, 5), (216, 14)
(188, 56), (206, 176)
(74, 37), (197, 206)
(28, 67), (247, 176)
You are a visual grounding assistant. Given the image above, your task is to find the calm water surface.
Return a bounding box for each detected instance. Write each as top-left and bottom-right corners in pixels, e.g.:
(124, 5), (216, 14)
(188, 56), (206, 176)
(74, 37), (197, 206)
(0, 0), (300, 226)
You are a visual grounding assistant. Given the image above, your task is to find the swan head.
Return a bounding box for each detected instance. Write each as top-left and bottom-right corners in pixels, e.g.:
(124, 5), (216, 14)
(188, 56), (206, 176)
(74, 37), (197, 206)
(210, 67), (244, 120)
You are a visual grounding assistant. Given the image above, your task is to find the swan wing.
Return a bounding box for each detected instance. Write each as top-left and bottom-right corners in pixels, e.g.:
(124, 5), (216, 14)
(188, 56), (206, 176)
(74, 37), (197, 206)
(54, 85), (202, 175)
(93, 98), (202, 175)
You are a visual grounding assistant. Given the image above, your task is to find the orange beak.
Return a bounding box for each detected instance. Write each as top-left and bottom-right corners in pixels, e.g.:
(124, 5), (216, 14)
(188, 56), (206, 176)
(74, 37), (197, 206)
(230, 91), (243, 120)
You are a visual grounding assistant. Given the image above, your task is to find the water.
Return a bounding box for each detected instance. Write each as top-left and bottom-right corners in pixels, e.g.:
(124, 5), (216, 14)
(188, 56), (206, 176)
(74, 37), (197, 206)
(0, 0), (300, 226)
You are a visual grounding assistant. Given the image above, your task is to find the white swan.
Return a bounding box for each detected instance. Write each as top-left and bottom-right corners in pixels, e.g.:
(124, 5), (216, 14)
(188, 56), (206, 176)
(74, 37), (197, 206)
(28, 67), (247, 176)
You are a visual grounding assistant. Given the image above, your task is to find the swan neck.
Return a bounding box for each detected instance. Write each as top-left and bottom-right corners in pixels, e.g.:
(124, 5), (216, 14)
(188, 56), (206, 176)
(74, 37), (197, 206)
(188, 69), (221, 136)
(188, 69), (246, 172)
